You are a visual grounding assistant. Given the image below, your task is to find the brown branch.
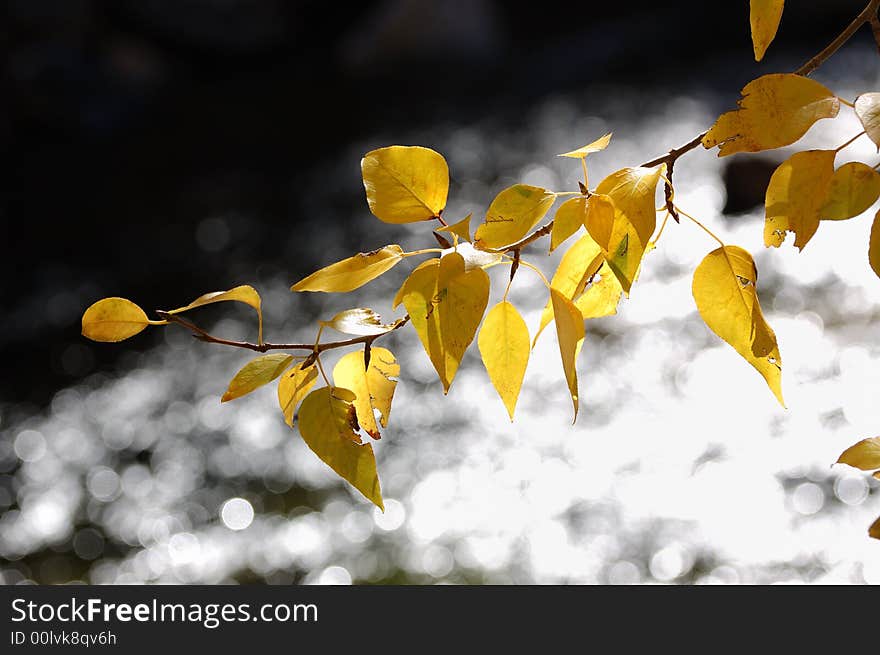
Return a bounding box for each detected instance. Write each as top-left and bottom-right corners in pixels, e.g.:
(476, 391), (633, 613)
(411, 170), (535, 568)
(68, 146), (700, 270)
(499, 1), (880, 254)
(155, 310), (410, 354)
(796, 0), (880, 76)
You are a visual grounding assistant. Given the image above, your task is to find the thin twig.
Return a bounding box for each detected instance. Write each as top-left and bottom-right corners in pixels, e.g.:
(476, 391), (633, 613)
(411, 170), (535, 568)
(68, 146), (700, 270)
(797, 0), (880, 76)
(156, 310), (410, 354)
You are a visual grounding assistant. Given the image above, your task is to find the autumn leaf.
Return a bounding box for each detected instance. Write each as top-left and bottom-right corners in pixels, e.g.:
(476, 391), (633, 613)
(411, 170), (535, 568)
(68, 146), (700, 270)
(321, 308), (402, 336)
(166, 285), (263, 344)
(291, 245), (405, 293)
(393, 258), (439, 309)
(558, 133), (613, 158)
(361, 145), (449, 223)
(692, 246), (784, 406)
(551, 288), (585, 422)
(332, 347), (400, 439)
(478, 302), (530, 420)
(870, 209), (880, 279)
(436, 213), (472, 243)
(278, 363), (318, 427)
(702, 74), (840, 156)
(440, 242), (503, 270)
(583, 191), (643, 295)
(765, 150), (836, 250)
(550, 197), (587, 252)
(821, 162), (880, 221)
(298, 386), (383, 509)
(836, 437), (880, 471)
(534, 233), (603, 344)
(750, 0), (785, 61)
(855, 93), (880, 148)
(221, 353), (294, 403)
(82, 297), (153, 342)
(400, 251), (490, 392)
(575, 262), (624, 320)
(474, 184), (556, 250)
(595, 167), (664, 247)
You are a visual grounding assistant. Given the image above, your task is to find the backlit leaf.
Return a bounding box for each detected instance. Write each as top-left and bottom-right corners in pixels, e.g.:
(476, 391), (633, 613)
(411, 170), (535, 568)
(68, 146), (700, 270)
(400, 252), (490, 392)
(332, 347), (400, 439)
(298, 386), (383, 509)
(551, 288), (585, 422)
(702, 74), (840, 156)
(440, 241), (503, 270)
(478, 301), (530, 420)
(474, 184), (556, 250)
(558, 133), (613, 158)
(292, 245), (405, 293)
(855, 93), (880, 148)
(278, 363), (318, 427)
(750, 0), (784, 61)
(595, 166), (664, 246)
(221, 353), (294, 403)
(436, 213), (472, 243)
(361, 145), (448, 223)
(82, 297), (151, 342)
(821, 162), (880, 221)
(167, 285), (263, 344)
(550, 197), (587, 252)
(534, 233), (603, 345)
(765, 150), (836, 250)
(393, 258), (439, 309)
(321, 308), (401, 336)
(575, 262), (624, 320)
(870, 209), (880, 279)
(692, 246), (784, 406)
(836, 437), (880, 471)
(584, 191), (644, 295)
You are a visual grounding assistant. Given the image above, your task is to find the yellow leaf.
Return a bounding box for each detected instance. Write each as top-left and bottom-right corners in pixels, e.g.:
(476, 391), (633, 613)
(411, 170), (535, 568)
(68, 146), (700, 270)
(870, 209), (880, 279)
(474, 184), (556, 250)
(478, 302), (530, 420)
(836, 437), (880, 471)
(870, 516), (880, 540)
(221, 353), (294, 403)
(584, 191), (644, 295)
(558, 133), (613, 158)
(436, 213), (472, 243)
(298, 386), (383, 510)
(277, 363), (318, 427)
(595, 166), (664, 246)
(321, 308), (402, 336)
(332, 347), (400, 440)
(821, 162), (880, 221)
(550, 288), (585, 422)
(550, 197), (587, 252)
(400, 252), (490, 392)
(361, 146), (448, 223)
(750, 0), (784, 61)
(692, 246), (784, 406)
(534, 233), (603, 345)
(292, 245), (405, 293)
(167, 285), (263, 344)
(440, 242), (503, 270)
(393, 258), (439, 309)
(575, 262), (624, 320)
(764, 150), (836, 250)
(81, 297), (151, 342)
(855, 93), (880, 148)
(702, 74), (840, 156)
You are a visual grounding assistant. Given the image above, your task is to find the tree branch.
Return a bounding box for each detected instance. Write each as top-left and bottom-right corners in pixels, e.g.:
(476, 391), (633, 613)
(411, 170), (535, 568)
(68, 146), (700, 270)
(499, 1), (880, 254)
(155, 310), (410, 354)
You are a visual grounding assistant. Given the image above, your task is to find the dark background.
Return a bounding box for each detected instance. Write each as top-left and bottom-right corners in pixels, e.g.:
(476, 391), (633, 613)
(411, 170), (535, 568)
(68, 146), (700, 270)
(0, 0), (869, 407)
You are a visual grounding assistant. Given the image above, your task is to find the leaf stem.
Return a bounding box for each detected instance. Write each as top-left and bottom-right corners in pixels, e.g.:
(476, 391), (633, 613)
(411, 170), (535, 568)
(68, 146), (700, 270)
(402, 248), (445, 258)
(510, 257), (552, 290)
(675, 205), (725, 248)
(835, 131), (867, 152)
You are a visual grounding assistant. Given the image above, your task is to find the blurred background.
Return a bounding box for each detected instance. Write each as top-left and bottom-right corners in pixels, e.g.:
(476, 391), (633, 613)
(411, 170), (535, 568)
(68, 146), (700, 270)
(2, 0), (880, 584)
